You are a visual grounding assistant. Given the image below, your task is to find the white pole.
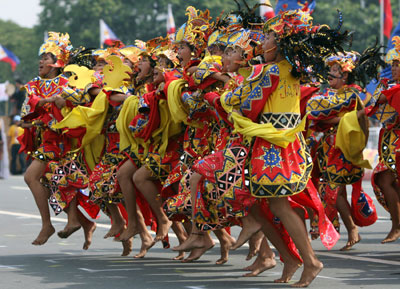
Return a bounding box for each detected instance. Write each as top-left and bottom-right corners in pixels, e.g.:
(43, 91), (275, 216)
(99, 19), (102, 49)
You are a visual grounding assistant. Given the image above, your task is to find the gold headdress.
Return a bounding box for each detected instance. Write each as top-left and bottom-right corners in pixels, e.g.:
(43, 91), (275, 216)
(175, 6), (214, 56)
(39, 32), (73, 67)
(386, 36), (400, 64)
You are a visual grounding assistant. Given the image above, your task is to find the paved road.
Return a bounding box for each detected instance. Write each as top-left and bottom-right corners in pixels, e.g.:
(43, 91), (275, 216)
(1, 176), (400, 289)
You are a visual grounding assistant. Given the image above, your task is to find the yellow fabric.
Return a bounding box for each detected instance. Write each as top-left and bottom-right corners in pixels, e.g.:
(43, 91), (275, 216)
(167, 79), (189, 124)
(82, 134), (105, 171)
(262, 60), (300, 114)
(230, 111), (308, 148)
(335, 110), (372, 169)
(116, 94), (139, 152)
(8, 125), (24, 146)
(52, 91), (109, 151)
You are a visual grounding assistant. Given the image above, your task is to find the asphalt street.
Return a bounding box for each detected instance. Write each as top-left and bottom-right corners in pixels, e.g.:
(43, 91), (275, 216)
(1, 175), (400, 289)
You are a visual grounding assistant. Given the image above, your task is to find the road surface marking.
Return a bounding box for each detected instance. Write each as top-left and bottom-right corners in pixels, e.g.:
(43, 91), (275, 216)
(317, 251), (400, 266)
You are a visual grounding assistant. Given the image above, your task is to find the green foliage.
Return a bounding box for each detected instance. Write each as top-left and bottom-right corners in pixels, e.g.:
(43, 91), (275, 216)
(0, 0), (399, 83)
(0, 19), (42, 83)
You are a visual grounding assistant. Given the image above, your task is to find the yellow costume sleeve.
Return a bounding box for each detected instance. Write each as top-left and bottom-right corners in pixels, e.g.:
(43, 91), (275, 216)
(116, 94), (139, 152)
(52, 91), (109, 150)
(167, 79), (189, 124)
(335, 110), (372, 169)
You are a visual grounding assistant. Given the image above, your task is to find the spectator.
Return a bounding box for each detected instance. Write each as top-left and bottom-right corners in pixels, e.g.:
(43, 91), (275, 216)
(9, 80), (26, 115)
(8, 115), (25, 175)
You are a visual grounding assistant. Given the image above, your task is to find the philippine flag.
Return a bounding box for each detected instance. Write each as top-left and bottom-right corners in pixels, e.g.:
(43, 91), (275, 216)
(260, 0), (275, 20)
(100, 19), (120, 46)
(380, 0), (393, 39)
(0, 44), (20, 71)
(167, 4), (176, 40)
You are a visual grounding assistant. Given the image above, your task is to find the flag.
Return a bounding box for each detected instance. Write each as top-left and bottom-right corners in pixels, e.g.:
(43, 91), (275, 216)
(0, 44), (20, 71)
(167, 4), (176, 40)
(380, 0), (393, 38)
(275, 0), (316, 14)
(100, 19), (120, 46)
(260, 0), (275, 20)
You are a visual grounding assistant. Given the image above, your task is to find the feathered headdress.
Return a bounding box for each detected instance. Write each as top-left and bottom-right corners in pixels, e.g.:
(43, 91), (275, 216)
(263, 9), (353, 81)
(39, 32), (73, 67)
(385, 36), (400, 64)
(175, 6), (214, 56)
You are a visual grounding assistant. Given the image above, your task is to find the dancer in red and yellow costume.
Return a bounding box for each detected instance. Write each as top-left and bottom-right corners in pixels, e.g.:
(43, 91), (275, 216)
(369, 36), (400, 243)
(20, 32), (72, 245)
(307, 49), (382, 251)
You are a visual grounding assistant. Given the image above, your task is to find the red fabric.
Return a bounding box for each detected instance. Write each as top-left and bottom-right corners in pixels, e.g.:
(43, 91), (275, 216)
(300, 86), (319, 117)
(259, 200), (302, 263)
(137, 91), (161, 142)
(380, 0), (393, 38)
(291, 181), (340, 250)
(18, 127), (35, 154)
(382, 84), (400, 114)
(351, 180), (378, 227)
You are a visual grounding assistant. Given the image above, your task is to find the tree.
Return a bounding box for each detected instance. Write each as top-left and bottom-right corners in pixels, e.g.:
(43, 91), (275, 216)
(0, 20), (41, 83)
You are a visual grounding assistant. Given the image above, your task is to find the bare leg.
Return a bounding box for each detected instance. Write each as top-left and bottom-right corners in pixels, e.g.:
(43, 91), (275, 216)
(268, 197), (323, 288)
(171, 221), (188, 260)
(214, 228), (236, 265)
(231, 214), (262, 250)
(181, 232), (215, 263)
(246, 230), (264, 261)
(117, 161), (139, 241)
(376, 170), (400, 243)
(172, 173), (213, 251)
(133, 166), (172, 242)
(250, 203), (302, 283)
(243, 237), (276, 277)
(121, 237), (133, 256)
(25, 159), (55, 245)
(104, 203), (126, 238)
(134, 208), (156, 258)
(76, 209), (96, 250)
(58, 196), (81, 238)
(336, 185), (361, 251)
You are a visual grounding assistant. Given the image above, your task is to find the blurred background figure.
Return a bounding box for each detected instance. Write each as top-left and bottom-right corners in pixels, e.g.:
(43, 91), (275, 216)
(8, 115), (25, 175)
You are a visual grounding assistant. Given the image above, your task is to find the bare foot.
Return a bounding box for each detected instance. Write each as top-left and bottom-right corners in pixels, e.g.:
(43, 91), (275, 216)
(381, 228), (400, 244)
(216, 234), (235, 265)
(181, 243), (215, 263)
(291, 260), (323, 288)
(172, 232), (212, 252)
(57, 225), (81, 239)
(231, 216), (261, 250)
(340, 234), (361, 251)
(121, 237), (133, 256)
(246, 231), (263, 261)
(154, 219), (172, 242)
(172, 251), (185, 260)
(82, 222), (96, 250)
(243, 253), (276, 277)
(104, 222), (126, 239)
(119, 224), (140, 242)
(274, 258), (302, 283)
(134, 234), (155, 258)
(32, 225), (56, 245)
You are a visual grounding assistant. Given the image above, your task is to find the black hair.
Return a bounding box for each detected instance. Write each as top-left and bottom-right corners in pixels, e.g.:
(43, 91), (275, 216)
(273, 11), (353, 81)
(68, 47), (96, 69)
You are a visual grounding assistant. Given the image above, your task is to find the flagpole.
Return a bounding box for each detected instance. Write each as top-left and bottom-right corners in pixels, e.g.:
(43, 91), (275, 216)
(99, 19), (102, 48)
(380, 0), (384, 52)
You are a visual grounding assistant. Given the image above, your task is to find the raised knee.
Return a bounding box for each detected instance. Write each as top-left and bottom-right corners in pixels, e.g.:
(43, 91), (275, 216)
(189, 173), (202, 188)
